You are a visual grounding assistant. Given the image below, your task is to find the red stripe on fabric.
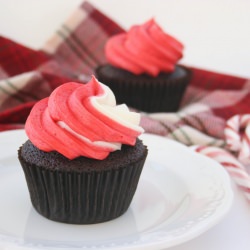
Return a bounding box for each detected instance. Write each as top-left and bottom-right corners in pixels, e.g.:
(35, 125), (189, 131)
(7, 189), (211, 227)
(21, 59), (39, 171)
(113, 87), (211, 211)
(0, 101), (36, 124)
(213, 94), (250, 120)
(0, 36), (50, 79)
(82, 1), (124, 36)
(189, 67), (247, 91)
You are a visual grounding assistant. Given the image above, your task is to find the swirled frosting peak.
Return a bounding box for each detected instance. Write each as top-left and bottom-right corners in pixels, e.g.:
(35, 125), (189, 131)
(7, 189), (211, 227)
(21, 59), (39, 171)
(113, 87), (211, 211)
(25, 76), (144, 160)
(105, 18), (184, 77)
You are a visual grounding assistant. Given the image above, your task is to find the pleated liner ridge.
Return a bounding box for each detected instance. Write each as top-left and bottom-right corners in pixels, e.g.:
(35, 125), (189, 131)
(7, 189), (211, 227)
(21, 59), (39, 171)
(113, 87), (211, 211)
(19, 155), (146, 224)
(108, 75), (190, 112)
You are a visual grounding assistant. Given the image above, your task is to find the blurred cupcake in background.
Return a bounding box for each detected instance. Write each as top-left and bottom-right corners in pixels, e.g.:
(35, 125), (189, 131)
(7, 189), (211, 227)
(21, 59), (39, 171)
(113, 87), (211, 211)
(96, 18), (191, 113)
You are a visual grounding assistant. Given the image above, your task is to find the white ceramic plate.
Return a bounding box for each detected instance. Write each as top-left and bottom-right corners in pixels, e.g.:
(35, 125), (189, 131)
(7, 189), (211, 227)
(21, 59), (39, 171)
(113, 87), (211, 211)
(0, 130), (233, 250)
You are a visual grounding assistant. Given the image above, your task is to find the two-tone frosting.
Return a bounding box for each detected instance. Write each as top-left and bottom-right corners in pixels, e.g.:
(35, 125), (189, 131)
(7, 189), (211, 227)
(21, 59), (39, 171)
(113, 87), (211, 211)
(105, 18), (184, 77)
(25, 76), (144, 160)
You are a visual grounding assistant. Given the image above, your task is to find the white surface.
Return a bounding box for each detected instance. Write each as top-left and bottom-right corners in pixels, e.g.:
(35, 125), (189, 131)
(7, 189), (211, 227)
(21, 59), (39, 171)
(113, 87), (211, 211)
(0, 130), (233, 250)
(0, 1), (249, 250)
(0, 0), (249, 78)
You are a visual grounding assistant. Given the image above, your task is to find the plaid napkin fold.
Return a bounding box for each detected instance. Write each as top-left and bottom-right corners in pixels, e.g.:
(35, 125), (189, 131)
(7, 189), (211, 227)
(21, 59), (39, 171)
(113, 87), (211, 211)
(0, 1), (249, 201)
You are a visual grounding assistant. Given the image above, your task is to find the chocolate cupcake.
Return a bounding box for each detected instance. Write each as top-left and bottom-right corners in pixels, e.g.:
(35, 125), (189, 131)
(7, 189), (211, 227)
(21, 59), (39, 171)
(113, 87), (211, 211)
(96, 18), (191, 113)
(18, 76), (147, 224)
(96, 64), (190, 113)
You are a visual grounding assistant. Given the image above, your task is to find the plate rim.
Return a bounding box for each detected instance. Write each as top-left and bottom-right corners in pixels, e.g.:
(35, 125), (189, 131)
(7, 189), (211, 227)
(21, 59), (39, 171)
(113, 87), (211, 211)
(0, 129), (234, 250)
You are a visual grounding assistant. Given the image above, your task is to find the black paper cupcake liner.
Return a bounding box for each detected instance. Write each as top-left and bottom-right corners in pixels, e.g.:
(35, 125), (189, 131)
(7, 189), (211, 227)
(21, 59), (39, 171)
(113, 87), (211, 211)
(18, 148), (146, 224)
(96, 65), (192, 112)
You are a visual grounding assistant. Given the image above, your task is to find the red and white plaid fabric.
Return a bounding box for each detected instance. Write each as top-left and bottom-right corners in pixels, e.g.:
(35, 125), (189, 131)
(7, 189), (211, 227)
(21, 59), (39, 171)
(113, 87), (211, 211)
(0, 1), (249, 201)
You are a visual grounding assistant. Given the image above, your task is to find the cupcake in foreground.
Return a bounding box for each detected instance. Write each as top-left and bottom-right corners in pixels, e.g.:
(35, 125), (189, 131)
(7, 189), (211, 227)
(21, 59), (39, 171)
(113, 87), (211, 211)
(18, 76), (148, 224)
(96, 18), (191, 113)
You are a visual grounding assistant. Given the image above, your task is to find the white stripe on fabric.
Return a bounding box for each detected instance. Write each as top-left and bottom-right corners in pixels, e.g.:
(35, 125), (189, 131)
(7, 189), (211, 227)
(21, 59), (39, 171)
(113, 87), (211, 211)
(0, 71), (40, 105)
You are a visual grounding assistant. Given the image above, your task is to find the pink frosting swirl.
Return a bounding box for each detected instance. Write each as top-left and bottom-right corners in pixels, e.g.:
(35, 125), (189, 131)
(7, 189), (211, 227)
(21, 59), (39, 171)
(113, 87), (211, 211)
(25, 76), (144, 160)
(105, 18), (184, 77)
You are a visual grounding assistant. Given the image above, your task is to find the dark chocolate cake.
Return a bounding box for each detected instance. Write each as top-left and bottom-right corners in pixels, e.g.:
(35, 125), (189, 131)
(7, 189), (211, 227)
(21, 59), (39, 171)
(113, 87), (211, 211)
(18, 139), (147, 224)
(95, 64), (191, 112)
